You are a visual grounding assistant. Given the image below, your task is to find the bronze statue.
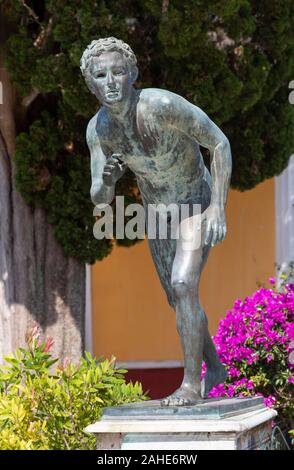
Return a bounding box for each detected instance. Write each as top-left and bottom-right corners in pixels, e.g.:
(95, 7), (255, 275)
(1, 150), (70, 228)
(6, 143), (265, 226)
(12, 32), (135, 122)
(81, 37), (232, 406)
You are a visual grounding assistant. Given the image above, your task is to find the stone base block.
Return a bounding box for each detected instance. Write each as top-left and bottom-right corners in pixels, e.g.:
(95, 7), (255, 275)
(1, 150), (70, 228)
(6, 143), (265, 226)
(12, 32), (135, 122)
(85, 398), (277, 450)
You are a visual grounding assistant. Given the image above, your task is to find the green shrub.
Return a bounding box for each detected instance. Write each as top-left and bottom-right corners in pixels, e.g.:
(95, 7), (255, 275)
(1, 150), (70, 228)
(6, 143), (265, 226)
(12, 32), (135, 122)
(0, 326), (147, 450)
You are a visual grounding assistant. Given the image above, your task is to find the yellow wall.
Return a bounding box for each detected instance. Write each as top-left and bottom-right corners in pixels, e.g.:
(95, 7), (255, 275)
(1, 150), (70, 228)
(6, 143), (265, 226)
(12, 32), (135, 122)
(91, 178), (275, 362)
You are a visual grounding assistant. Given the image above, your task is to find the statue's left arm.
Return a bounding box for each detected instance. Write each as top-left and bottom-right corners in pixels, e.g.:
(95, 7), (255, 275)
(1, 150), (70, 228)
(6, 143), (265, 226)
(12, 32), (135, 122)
(170, 98), (232, 246)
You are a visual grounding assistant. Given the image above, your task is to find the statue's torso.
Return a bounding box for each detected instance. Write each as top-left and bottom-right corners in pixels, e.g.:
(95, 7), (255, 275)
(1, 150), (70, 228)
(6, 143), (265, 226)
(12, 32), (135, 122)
(95, 89), (210, 205)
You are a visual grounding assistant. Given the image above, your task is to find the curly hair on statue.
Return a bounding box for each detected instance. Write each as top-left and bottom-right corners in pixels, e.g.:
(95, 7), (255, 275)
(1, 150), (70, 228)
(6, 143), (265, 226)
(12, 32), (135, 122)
(80, 37), (137, 92)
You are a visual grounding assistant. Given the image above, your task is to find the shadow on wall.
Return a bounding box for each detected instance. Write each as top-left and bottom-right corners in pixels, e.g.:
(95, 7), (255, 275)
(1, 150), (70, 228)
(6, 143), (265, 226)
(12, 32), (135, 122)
(0, 134), (85, 362)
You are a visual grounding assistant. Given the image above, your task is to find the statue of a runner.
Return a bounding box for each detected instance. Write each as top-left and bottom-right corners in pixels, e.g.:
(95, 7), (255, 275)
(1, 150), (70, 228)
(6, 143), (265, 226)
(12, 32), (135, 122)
(81, 37), (232, 406)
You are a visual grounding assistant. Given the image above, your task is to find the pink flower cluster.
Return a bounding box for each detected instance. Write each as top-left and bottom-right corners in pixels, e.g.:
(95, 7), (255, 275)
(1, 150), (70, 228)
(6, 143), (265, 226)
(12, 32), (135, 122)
(204, 280), (294, 408)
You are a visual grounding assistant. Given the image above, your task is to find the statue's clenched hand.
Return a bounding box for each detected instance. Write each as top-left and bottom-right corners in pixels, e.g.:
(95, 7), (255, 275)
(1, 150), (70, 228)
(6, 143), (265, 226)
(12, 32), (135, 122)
(202, 204), (227, 247)
(103, 154), (127, 187)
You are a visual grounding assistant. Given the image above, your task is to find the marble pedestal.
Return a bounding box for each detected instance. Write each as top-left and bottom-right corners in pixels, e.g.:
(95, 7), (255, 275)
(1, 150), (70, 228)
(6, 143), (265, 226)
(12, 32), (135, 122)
(85, 397), (277, 450)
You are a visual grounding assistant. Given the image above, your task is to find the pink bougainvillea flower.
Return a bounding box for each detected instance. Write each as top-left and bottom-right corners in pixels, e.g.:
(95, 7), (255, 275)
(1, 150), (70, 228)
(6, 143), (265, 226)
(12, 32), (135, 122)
(202, 277), (293, 427)
(266, 354), (274, 363)
(264, 395), (276, 408)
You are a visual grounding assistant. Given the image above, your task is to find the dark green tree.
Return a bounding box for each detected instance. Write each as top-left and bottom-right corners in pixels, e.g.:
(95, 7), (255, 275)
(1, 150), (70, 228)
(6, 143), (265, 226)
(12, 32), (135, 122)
(2, 0), (294, 263)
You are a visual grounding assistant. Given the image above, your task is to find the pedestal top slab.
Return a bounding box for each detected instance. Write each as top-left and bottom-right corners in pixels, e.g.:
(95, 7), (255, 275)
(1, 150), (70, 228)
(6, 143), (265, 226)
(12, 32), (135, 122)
(85, 406), (277, 435)
(101, 397), (265, 421)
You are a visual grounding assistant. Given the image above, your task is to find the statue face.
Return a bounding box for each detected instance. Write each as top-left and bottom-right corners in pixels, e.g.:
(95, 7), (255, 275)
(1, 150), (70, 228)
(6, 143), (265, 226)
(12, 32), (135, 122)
(90, 51), (134, 105)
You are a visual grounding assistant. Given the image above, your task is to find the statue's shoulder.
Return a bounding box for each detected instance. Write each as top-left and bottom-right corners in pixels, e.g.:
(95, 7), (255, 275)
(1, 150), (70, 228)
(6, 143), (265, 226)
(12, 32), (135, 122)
(139, 88), (191, 118)
(139, 88), (182, 107)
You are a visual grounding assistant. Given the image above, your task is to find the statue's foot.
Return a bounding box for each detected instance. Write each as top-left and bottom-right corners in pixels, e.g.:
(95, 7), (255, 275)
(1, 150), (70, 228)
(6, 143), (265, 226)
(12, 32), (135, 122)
(161, 385), (202, 407)
(201, 363), (227, 398)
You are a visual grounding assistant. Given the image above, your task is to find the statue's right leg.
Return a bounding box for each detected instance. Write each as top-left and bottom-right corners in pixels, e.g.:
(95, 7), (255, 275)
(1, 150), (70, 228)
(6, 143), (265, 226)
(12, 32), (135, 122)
(147, 236), (176, 309)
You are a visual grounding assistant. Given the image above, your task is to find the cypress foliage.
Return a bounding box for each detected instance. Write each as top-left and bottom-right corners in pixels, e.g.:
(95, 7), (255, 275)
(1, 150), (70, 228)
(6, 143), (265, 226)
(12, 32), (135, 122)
(2, 0), (294, 263)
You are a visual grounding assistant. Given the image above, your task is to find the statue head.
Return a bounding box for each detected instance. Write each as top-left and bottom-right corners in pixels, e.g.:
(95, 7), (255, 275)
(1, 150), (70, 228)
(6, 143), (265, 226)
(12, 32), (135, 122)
(80, 37), (138, 105)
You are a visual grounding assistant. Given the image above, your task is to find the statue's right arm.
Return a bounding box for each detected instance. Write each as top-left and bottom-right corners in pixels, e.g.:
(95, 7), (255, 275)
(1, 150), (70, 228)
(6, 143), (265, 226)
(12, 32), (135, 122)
(86, 117), (115, 205)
